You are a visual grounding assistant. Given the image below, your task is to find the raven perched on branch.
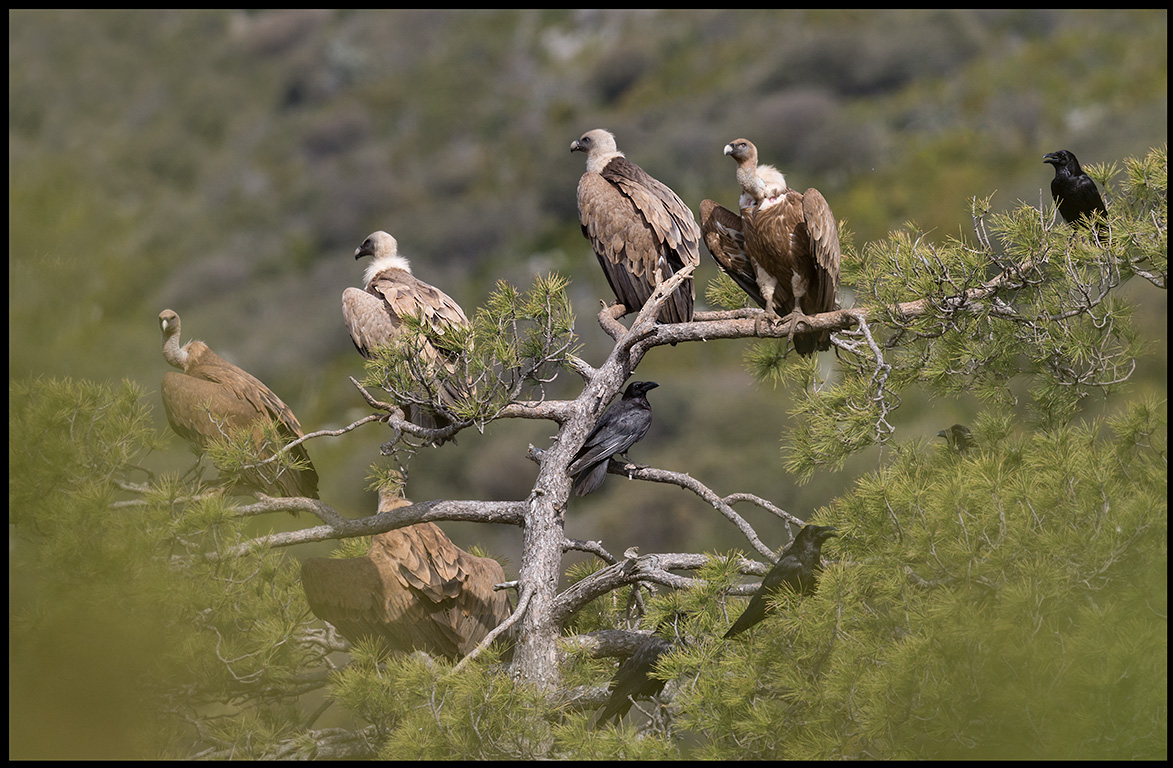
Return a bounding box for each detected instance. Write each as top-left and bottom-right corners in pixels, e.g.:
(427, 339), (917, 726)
(569, 381), (659, 496)
(723, 524), (838, 639)
(593, 633), (674, 729)
(1043, 149), (1107, 228)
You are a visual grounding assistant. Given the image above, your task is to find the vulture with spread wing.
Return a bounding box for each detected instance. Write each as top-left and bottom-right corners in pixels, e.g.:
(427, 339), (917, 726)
(300, 490), (512, 660)
(158, 309), (319, 499)
(572, 129), (700, 325)
(701, 138), (841, 355)
(342, 230), (474, 431)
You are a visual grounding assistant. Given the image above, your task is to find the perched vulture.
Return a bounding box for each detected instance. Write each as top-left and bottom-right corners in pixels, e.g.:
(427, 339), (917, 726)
(701, 138), (841, 355)
(569, 381), (659, 497)
(1043, 149), (1107, 229)
(157, 309), (319, 499)
(571, 129), (701, 325)
(723, 524), (838, 639)
(593, 633), (674, 729)
(300, 490), (513, 660)
(342, 230), (474, 432)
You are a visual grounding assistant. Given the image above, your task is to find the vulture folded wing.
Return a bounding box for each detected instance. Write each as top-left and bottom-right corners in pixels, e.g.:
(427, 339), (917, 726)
(196, 349), (307, 438)
(301, 555), (395, 646)
(577, 172), (660, 314)
(605, 159), (700, 264)
(162, 351), (317, 498)
(342, 286), (401, 359)
(379, 524), (465, 601)
(301, 524), (512, 660)
(700, 199), (765, 308)
(799, 188), (842, 315)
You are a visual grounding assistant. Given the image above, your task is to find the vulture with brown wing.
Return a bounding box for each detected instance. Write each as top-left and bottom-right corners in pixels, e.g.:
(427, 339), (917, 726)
(300, 490), (512, 660)
(701, 138), (841, 355)
(342, 230), (475, 432)
(571, 129), (701, 325)
(157, 309), (319, 499)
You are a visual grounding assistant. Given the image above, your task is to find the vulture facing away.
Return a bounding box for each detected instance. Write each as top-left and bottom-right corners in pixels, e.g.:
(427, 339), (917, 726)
(572, 129), (701, 325)
(342, 230), (475, 432)
(300, 490), (513, 660)
(701, 138), (841, 355)
(569, 381), (659, 497)
(157, 309), (319, 499)
(1043, 149), (1107, 229)
(723, 524), (838, 639)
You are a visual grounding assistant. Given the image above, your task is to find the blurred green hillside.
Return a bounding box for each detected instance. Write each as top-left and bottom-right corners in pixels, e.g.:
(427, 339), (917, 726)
(8, 10), (1167, 564)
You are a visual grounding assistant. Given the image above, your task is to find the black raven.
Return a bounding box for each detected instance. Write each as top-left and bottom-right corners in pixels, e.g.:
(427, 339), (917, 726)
(593, 634), (674, 728)
(723, 524), (838, 639)
(569, 381), (658, 496)
(936, 424), (975, 454)
(1043, 150), (1107, 228)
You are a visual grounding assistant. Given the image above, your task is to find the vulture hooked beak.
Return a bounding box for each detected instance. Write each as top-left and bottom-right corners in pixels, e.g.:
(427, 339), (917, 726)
(570, 139), (583, 153)
(723, 143), (735, 156)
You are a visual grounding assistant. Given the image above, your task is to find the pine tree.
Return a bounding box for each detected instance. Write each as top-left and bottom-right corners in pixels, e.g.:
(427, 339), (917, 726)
(9, 146), (1166, 759)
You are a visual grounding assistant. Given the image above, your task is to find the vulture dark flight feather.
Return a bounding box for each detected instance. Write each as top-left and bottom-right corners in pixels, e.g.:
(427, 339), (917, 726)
(300, 490), (512, 660)
(723, 524), (838, 639)
(702, 138), (841, 355)
(1043, 149), (1107, 229)
(572, 129), (701, 324)
(342, 230), (474, 431)
(158, 309), (318, 499)
(569, 381), (659, 497)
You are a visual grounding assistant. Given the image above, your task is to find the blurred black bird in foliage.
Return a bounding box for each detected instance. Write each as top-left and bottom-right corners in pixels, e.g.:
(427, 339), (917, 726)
(723, 524), (838, 639)
(593, 633), (675, 729)
(936, 424), (975, 454)
(1043, 150), (1107, 229)
(569, 381), (659, 496)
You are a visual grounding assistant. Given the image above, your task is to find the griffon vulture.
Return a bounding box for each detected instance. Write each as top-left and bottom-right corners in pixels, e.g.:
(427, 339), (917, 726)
(723, 524), (838, 639)
(702, 138), (841, 356)
(568, 380), (659, 497)
(342, 230), (474, 431)
(157, 309), (319, 499)
(1043, 149), (1107, 229)
(571, 129), (701, 324)
(300, 490), (512, 660)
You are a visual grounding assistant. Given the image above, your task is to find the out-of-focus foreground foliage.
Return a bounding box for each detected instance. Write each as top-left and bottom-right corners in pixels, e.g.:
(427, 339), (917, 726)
(8, 8), (1168, 761)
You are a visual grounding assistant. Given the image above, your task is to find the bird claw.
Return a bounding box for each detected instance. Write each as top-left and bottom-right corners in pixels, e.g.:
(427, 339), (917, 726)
(779, 310), (810, 346)
(754, 309), (782, 336)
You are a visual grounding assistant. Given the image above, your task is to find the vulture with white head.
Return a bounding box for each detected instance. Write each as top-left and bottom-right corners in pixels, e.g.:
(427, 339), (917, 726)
(700, 138), (841, 356)
(571, 129), (701, 325)
(342, 230), (474, 431)
(300, 489), (513, 660)
(157, 309), (319, 499)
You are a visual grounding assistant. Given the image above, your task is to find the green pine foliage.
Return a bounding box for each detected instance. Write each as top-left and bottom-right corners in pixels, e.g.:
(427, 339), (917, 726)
(9, 378), (331, 759)
(674, 401), (1167, 760)
(777, 145), (1165, 481)
(8, 147), (1166, 759)
(360, 273), (578, 436)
